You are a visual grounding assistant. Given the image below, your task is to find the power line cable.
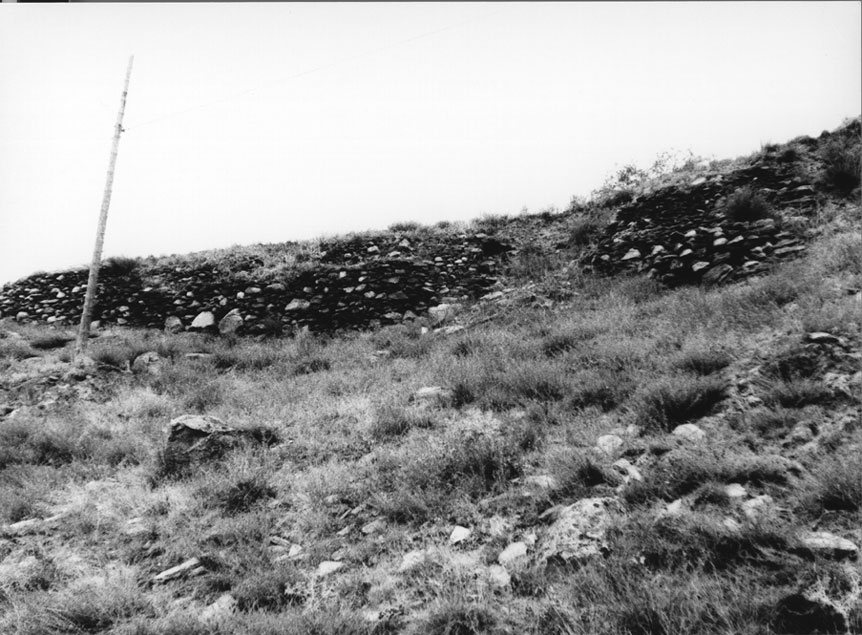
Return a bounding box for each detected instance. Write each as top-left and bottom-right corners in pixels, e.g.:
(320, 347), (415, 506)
(125, 8), (505, 132)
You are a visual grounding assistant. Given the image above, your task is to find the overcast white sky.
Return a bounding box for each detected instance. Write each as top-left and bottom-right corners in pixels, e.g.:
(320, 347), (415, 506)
(1, 2), (860, 285)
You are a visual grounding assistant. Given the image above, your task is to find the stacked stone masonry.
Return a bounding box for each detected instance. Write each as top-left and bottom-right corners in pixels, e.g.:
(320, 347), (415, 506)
(0, 232), (512, 335)
(587, 132), (841, 286)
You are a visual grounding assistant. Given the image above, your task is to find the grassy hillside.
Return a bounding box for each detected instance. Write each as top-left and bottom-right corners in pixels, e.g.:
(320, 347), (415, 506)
(0, 119), (860, 634)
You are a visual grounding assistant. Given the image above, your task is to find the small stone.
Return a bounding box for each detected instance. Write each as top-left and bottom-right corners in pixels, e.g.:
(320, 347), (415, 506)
(672, 423), (705, 442)
(742, 495), (774, 521)
(361, 519), (387, 535)
(722, 517), (742, 532)
(612, 458), (643, 483)
(525, 474), (558, 490)
(316, 561), (345, 577)
(595, 434), (624, 457)
(621, 249), (641, 261)
(413, 386), (452, 404)
(487, 564), (511, 587)
(539, 498), (621, 563)
(284, 299), (311, 312)
(692, 261), (711, 272)
(200, 593), (237, 624)
(428, 303), (461, 325)
(154, 557), (202, 583)
(399, 549), (429, 573)
(288, 544), (303, 558)
(131, 351), (163, 376)
(799, 531), (859, 560)
(190, 311), (215, 329)
(724, 483), (747, 499)
(487, 515), (510, 537)
(713, 237), (728, 246)
(805, 332), (844, 346)
(665, 499), (685, 516)
(497, 541), (528, 566)
(218, 309), (243, 336)
(449, 526), (471, 544)
(773, 592), (847, 634)
(164, 316), (183, 334)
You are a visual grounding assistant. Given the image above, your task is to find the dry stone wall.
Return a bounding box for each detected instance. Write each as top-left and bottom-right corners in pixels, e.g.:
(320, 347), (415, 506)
(586, 132), (837, 286)
(0, 231), (512, 335)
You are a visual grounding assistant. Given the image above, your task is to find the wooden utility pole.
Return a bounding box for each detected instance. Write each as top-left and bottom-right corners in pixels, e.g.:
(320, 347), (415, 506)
(75, 56), (134, 359)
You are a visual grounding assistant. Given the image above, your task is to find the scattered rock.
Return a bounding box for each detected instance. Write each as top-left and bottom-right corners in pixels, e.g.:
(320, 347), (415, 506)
(805, 332), (845, 346)
(399, 549), (431, 573)
(361, 518), (387, 535)
(538, 497), (621, 564)
(799, 531), (859, 560)
(218, 309), (243, 335)
(164, 316), (183, 334)
(412, 386), (452, 405)
(498, 542), (528, 567)
(772, 592), (847, 634)
(524, 474), (558, 490)
(742, 495), (775, 521)
(595, 434), (624, 457)
(190, 311), (215, 330)
(672, 423), (706, 442)
(154, 557), (203, 583)
(449, 526), (471, 545)
(317, 561), (345, 577)
(131, 351), (163, 376)
(428, 303), (461, 325)
(611, 458), (643, 483)
(724, 483), (747, 499)
(487, 564), (511, 588)
(161, 415), (278, 477)
(285, 299), (311, 312)
(200, 593), (237, 624)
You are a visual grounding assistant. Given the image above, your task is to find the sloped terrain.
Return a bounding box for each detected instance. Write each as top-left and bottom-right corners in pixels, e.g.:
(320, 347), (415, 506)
(0, 118), (859, 635)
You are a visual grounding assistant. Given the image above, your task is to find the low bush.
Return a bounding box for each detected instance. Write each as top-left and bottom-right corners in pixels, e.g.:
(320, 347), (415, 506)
(819, 135), (861, 196)
(389, 220), (422, 232)
(723, 186), (772, 222)
(568, 217), (604, 246)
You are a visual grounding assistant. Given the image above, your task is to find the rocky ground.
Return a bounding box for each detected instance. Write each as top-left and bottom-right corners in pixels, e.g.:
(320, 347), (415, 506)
(0, 118), (859, 634)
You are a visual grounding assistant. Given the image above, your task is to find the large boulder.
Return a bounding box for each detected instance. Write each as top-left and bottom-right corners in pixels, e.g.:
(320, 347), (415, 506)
(160, 415), (279, 478)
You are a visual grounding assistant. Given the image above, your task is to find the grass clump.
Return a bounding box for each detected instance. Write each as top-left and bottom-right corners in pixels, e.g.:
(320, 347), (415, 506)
(673, 349), (732, 376)
(28, 333), (73, 351)
(421, 602), (498, 635)
(633, 376), (727, 432)
(722, 186), (772, 222)
(762, 379), (833, 409)
(802, 451), (862, 515)
(210, 476), (276, 515)
(370, 403), (436, 439)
